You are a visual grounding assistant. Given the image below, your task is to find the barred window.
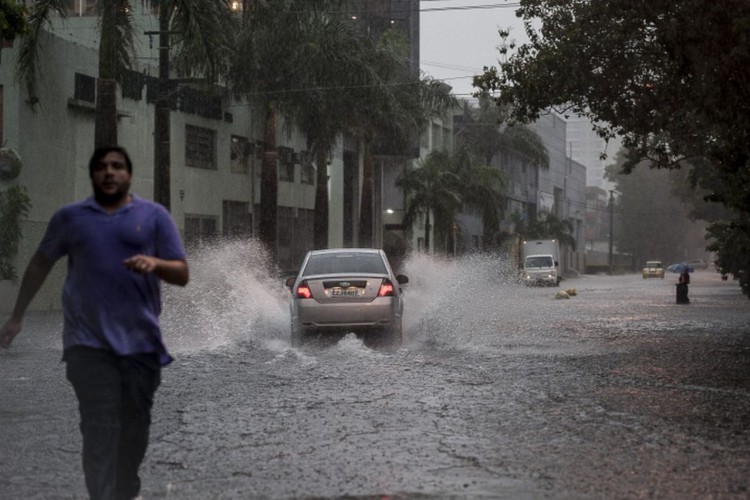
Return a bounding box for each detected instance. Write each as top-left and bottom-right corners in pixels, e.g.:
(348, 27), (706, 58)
(299, 151), (315, 185)
(222, 200), (253, 237)
(121, 70), (145, 101)
(184, 214), (218, 248)
(185, 125), (216, 170)
(278, 146), (294, 182)
(74, 73), (96, 103)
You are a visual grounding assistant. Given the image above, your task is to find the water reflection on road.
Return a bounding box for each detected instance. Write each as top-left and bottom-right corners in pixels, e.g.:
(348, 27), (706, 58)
(2, 241), (749, 498)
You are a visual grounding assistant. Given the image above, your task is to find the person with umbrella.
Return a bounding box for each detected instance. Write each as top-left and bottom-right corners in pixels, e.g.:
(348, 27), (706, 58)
(668, 263), (694, 304)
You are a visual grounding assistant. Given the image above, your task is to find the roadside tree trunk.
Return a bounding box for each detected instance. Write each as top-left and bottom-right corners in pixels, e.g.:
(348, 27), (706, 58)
(314, 149), (329, 249)
(259, 101), (279, 263)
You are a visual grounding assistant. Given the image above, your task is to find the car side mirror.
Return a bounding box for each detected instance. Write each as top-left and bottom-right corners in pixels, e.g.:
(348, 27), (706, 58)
(285, 277), (296, 289)
(396, 274), (409, 285)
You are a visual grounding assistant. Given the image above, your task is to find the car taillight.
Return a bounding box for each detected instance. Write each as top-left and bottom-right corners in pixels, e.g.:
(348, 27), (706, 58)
(378, 279), (395, 297)
(295, 281), (312, 299)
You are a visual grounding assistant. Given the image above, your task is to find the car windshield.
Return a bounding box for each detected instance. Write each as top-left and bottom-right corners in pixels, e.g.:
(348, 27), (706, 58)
(646, 262), (662, 268)
(526, 256), (553, 268)
(302, 252), (388, 276)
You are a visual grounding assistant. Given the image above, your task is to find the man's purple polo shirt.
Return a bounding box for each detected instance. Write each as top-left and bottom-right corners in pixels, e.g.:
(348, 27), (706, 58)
(38, 194), (186, 366)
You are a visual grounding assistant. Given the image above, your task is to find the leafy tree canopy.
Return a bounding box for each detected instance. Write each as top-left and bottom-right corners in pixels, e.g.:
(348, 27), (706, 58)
(475, 0), (750, 297)
(605, 150), (707, 266)
(476, 1), (750, 172)
(517, 211), (576, 251)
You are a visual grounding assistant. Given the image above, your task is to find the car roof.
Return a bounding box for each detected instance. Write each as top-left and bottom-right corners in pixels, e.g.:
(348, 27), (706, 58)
(307, 248), (382, 256)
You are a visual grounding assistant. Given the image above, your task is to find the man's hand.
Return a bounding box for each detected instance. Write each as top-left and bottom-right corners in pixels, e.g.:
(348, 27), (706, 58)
(124, 255), (158, 274)
(124, 255), (189, 286)
(0, 318), (22, 349)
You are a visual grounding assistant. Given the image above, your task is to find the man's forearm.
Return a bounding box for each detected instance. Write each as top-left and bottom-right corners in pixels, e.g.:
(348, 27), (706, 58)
(155, 259), (189, 287)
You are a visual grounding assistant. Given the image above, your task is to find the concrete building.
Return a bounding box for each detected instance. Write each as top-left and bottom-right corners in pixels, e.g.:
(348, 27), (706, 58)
(530, 114), (587, 274)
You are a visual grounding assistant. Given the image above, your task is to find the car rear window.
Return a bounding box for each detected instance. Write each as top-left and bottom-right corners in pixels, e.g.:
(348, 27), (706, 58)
(303, 253), (388, 276)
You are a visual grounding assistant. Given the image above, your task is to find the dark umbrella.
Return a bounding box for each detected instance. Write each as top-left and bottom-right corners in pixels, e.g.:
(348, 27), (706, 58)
(667, 263), (695, 273)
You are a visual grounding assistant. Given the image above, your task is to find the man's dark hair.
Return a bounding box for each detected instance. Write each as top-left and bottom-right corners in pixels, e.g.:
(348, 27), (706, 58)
(88, 146), (133, 176)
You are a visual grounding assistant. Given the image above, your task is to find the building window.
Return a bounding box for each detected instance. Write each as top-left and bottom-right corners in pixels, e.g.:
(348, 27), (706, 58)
(185, 125), (216, 170)
(230, 136), (251, 174)
(74, 73), (96, 103)
(222, 200), (253, 238)
(301, 163), (315, 185)
(184, 214), (218, 248)
(299, 151), (314, 185)
(121, 70), (145, 101)
(278, 146), (294, 182)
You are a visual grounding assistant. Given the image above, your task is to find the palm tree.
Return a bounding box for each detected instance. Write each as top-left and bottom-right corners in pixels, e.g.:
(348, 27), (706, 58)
(229, 0), (321, 258)
(396, 151), (463, 253)
(356, 74), (456, 248)
(524, 211), (577, 250)
(451, 146), (508, 250)
(456, 95), (550, 250)
(153, 1), (234, 209)
(229, 1), (424, 254)
(280, 5), (385, 250)
(458, 93), (549, 170)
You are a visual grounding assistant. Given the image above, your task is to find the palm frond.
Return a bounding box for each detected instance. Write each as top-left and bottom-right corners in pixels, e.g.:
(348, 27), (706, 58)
(15, 0), (69, 100)
(96, 0), (136, 80)
(169, 0), (237, 83)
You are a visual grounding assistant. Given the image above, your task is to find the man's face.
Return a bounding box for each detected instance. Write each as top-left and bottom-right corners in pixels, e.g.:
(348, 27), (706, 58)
(91, 151), (131, 206)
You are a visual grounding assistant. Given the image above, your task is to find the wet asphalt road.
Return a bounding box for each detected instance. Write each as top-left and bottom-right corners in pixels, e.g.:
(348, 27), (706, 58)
(1, 250), (749, 499)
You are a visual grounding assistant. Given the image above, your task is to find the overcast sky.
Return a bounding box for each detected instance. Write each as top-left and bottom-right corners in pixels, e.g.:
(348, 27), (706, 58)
(419, 1), (527, 99)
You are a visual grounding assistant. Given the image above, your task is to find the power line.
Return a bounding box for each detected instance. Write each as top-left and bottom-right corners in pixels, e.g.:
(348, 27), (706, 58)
(420, 3), (521, 13)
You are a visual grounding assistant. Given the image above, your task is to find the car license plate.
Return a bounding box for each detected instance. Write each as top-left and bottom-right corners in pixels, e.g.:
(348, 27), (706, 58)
(331, 287), (360, 297)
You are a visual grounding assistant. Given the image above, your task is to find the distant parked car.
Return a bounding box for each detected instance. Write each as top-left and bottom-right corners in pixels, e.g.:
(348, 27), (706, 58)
(642, 260), (665, 279)
(285, 248), (408, 348)
(687, 259), (707, 269)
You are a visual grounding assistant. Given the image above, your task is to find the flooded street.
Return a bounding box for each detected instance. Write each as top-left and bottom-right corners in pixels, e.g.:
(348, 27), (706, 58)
(2, 243), (750, 499)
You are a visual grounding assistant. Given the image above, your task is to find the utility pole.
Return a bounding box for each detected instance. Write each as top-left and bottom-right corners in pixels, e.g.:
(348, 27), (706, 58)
(150, 5), (171, 211)
(608, 189), (614, 275)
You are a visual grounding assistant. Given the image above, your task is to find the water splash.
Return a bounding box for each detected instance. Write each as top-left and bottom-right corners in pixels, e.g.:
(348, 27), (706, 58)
(401, 251), (534, 350)
(160, 244), (572, 356)
(161, 239), (290, 354)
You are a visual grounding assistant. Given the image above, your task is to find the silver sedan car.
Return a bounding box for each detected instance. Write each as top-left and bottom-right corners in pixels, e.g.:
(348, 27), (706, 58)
(285, 248), (408, 348)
